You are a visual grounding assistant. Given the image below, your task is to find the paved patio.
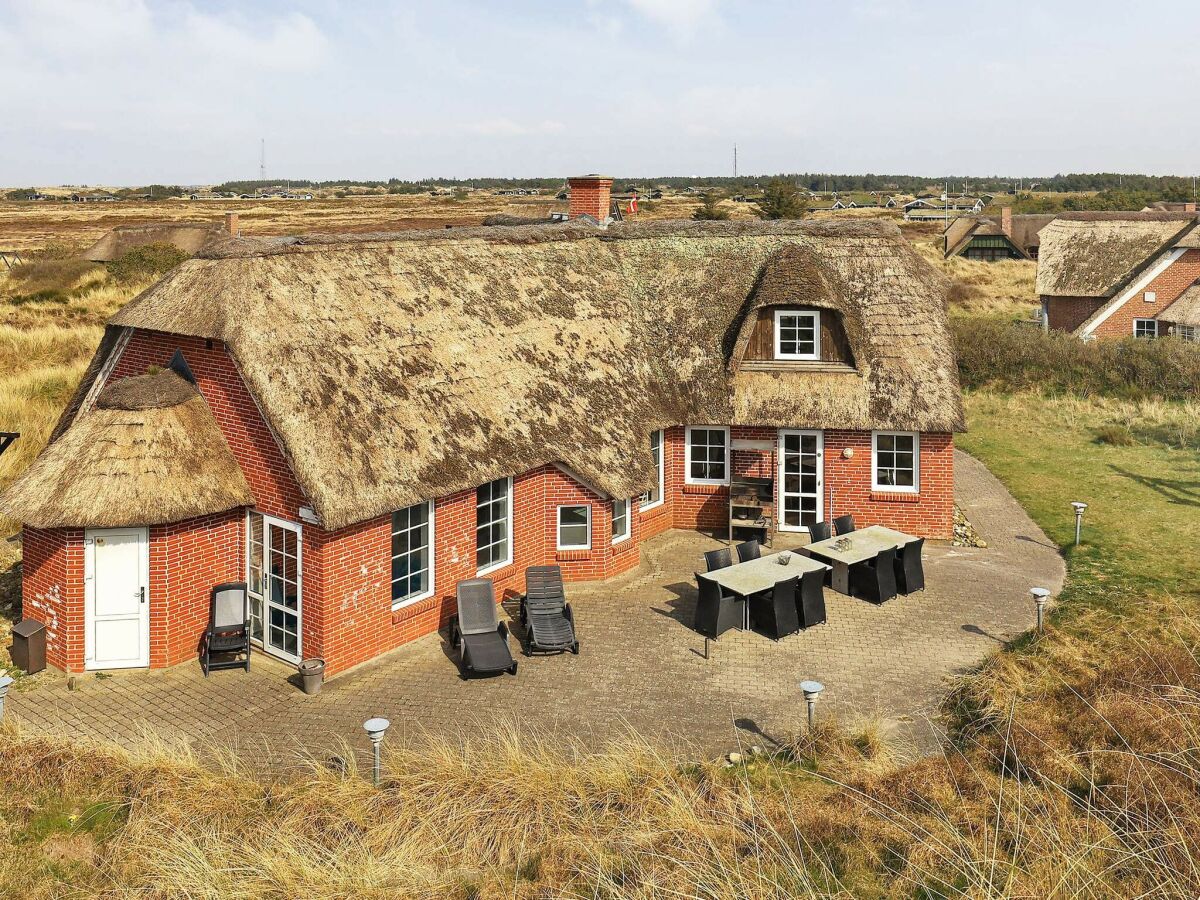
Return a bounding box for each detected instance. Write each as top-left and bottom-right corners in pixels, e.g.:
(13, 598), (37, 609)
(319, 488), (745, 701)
(9, 451), (1064, 771)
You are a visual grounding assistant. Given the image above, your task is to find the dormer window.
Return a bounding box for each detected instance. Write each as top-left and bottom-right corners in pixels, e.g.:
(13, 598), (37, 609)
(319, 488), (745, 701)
(774, 309), (820, 360)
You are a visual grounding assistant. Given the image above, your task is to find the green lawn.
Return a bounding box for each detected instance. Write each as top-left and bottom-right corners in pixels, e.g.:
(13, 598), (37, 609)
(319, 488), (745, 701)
(960, 390), (1200, 625)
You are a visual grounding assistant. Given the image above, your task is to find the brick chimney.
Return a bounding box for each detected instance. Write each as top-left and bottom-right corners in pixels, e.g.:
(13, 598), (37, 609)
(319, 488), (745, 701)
(224, 212), (239, 236)
(1186, 202), (1197, 213)
(1000, 206), (1012, 237)
(568, 175), (613, 221)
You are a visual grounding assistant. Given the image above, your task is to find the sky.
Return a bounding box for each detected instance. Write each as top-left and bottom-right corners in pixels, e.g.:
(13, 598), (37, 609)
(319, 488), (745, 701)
(2, 0), (1199, 185)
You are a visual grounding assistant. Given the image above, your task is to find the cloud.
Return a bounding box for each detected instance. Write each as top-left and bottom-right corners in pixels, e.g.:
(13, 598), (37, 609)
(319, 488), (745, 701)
(616, 0), (721, 40)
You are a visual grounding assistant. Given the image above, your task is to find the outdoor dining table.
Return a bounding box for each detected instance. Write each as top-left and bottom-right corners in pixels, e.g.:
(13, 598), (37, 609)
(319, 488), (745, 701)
(804, 525), (919, 595)
(704, 551), (830, 630)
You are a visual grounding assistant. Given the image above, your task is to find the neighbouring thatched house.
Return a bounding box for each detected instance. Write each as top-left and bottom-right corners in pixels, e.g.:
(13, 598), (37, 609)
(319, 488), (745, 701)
(1, 207), (962, 676)
(1036, 212), (1200, 339)
(82, 218), (237, 262)
(943, 208), (1055, 261)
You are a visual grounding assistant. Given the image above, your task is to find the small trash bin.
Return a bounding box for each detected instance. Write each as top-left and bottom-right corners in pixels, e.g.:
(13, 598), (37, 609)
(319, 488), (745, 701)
(297, 658), (325, 695)
(11, 618), (46, 675)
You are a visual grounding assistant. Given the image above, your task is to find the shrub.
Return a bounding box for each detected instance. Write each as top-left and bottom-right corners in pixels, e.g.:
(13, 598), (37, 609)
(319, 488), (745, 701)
(692, 192), (730, 221)
(954, 318), (1200, 401)
(4, 248), (100, 304)
(1095, 424), (1135, 446)
(946, 279), (983, 306)
(106, 243), (189, 284)
(754, 179), (809, 220)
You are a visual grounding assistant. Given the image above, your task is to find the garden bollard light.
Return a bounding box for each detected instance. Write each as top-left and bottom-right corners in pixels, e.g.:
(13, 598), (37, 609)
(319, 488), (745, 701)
(363, 717), (390, 786)
(1030, 588), (1050, 632)
(1071, 502), (1088, 547)
(800, 680), (825, 732)
(0, 675), (11, 720)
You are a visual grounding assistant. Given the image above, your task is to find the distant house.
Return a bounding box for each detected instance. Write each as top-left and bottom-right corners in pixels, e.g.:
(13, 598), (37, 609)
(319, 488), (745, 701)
(1036, 212), (1200, 340)
(943, 209), (1047, 261)
(71, 193), (118, 203)
(903, 197), (984, 222)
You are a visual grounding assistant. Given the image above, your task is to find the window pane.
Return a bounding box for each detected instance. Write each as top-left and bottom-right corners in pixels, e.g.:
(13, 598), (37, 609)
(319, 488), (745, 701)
(392, 501), (433, 603)
(476, 479), (510, 570)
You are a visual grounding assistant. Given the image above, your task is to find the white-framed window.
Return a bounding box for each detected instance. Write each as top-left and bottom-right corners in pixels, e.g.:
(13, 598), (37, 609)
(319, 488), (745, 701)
(391, 501), (434, 609)
(1177, 324), (1197, 342)
(639, 429), (665, 509)
(872, 431), (919, 493)
(774, 309), (820, 360)
(1144, 291), (1157, 303)
(1134, 318), (1158, 339)
(611, 498), (630, 544)
(557, 504), (591, 550)
(476, 476), (512, 574)
(685, 426), (730, 485)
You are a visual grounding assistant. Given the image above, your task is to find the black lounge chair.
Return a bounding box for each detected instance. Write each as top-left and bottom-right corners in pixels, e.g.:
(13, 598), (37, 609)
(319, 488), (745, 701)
(850, 547), (898, 604)
(808, 521), (832, 543)
(521, 565), (579, 655)
(894, 538), (926, 594)
(797, 568), (828, 628)
(735, 540), (761, 563)
(704, 547), (733, 572)
(451, 579), (518, 676)
(694, 573), (744, 639)
(201, 582), (250, 676)
(833, 515), (856, 535)
(750, 575), (801, 640)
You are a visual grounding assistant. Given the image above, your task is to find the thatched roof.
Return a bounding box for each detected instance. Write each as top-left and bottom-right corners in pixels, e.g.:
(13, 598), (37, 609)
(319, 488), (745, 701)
(82, 223), (229, 262)
(1160, 283), (1200, 327)
(1035, 214), (1198, 297)
(65, 219), (960, 531)
(0, 371), (253, 529)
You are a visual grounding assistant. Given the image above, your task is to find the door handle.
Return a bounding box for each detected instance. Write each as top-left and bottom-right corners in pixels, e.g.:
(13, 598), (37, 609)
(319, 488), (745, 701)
(139, 587), (146, 604)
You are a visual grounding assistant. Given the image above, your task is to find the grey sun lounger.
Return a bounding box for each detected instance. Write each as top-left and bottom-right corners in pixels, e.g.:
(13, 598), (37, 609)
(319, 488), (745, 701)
(451, 578), (518, 676)
(520, 565), (579, 655)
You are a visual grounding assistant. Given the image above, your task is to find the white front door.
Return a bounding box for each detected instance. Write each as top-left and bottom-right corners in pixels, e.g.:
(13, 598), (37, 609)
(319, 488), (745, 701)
(84, 527), (149, 670)
(247, 512), (303, 663)
(778, 430), (824, 532)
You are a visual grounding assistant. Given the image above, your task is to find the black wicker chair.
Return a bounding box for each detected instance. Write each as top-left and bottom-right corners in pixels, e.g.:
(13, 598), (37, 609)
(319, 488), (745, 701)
(850, 547), (899, 604)
(450, 578), (518, 676)
(749, 575), (801, 640)
(704, 547), (733, 572)
(894, 538), (926, 594)
(808, 521), (832, 543)
(201, 582), (250, 676)
(833, 515), (856, 535)
(797, 568), (828, 628)
(694, 573), (744, 639)
(521, 565), (579, 655)
(735, 540), (762, 563)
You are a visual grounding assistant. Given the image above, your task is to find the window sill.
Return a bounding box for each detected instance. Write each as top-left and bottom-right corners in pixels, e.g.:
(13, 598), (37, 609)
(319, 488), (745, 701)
(391, 594), (439, 623)
(683, 482), (727, 494)
(738, 360), (858, 375)
(476, 558), (514, 578)
(639, 500), (666, 515)
(555, 549), (591, 562)
(870, 490), (921, 503)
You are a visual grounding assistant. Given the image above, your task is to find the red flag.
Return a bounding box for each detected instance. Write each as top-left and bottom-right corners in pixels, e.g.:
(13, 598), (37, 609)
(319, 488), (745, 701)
(629, 194), (639, 214)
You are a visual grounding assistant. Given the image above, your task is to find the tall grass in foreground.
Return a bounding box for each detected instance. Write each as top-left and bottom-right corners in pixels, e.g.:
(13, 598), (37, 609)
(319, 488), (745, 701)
(3, 600), (1200, 897)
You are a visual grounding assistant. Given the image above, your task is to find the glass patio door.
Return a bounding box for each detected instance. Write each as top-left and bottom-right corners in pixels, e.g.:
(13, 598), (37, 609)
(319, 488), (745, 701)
(247, 512), (303, 663)
(778, 430), (824, 532)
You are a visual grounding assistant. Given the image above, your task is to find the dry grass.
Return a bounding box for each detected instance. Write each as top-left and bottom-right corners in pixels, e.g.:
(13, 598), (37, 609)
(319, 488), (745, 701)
(909, 231), (1038, 318)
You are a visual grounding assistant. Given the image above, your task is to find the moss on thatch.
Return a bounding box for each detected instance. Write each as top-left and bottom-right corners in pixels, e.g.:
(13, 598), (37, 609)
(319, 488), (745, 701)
(73, 219), (962, 531)
(1035, 215), (1197, 298)
(82, 223), (229, 263)
(1160, 283), (1200, 327)
(0, 371), (253, 529)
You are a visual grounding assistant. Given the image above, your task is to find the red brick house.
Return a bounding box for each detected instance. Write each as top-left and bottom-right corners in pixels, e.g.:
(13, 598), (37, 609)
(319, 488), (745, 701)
(1037, 212), (1200, 341)
(1, 214), (963, 676)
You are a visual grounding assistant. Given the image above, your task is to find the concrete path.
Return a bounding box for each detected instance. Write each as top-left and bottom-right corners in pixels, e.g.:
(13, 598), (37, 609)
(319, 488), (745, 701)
(9, 450), (1065, 771)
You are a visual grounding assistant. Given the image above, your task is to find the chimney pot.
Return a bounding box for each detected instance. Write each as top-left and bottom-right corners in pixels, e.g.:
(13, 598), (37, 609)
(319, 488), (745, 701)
(224, 212), (239, 237)
(567, 175), (613, 222)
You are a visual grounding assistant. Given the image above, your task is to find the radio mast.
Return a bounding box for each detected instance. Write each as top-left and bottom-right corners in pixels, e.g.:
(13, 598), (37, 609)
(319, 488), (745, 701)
(259, 139), (266, 181)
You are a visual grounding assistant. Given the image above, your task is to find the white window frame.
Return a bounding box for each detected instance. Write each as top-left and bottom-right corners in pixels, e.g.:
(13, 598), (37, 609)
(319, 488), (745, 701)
(639, 429), (665, 510)
(685, 425), (730, 486)
(872, 431), (920, 494)
(773, 309), (821, 361)
(1144, 291), (1157, 303)
(1177, 324), (1197, 342)
(1133, 318), (1158, 339)
(556, 504), (592, 551)
(475, 476), (513, 575)
(390, 500), (435, 610)
(611, 498), (631, 544)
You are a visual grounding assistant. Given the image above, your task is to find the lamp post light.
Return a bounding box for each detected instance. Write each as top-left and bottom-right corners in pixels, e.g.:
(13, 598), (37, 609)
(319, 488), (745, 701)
(1070, 501), (1088, 547)
(800, 680), (825, 732)
(363, 717), (390, 787)
(1030, 588), (1050, 632)
(0, 675), (12, 720)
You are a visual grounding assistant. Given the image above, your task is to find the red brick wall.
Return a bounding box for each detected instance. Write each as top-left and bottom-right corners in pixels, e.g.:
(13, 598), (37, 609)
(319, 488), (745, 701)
(149, 510), (244, 668)
(19, 526), (83, 671)
(1044, 296), (1104, 333)
(568, 177), (612, 220)
(1089, 249), (1200, 339)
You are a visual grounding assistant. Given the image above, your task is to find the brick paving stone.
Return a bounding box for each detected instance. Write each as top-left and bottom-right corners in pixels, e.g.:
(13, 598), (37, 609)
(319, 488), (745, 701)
(8, 451), (1064, 770)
